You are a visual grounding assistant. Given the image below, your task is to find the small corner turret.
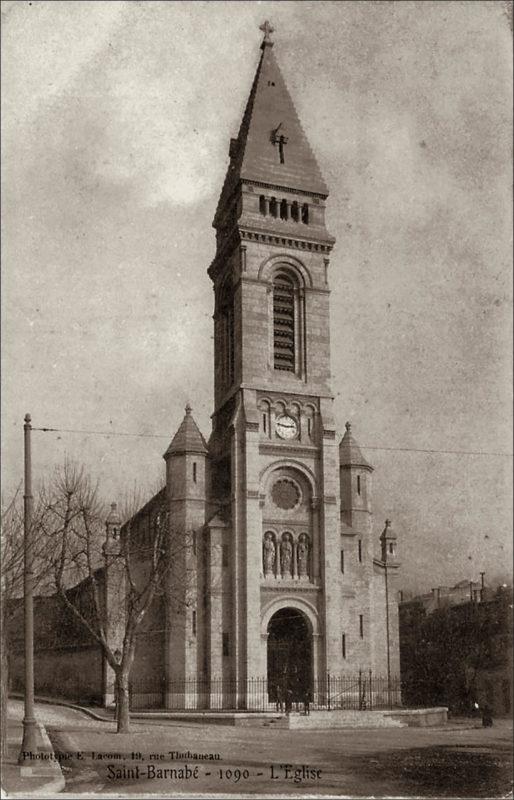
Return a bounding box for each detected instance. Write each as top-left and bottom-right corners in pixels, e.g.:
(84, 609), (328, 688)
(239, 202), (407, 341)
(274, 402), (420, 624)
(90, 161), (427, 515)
(339, 422), (373, 530)
(380, 518), (399, 565)
(104, 502), (121, 557)
(163, 404), (208, 504)
(163, 404), (208, 460)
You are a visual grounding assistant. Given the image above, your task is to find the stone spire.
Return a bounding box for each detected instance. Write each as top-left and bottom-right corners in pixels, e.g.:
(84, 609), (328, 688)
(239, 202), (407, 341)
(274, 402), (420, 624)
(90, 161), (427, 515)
(213, 23), (328, 228)
(163, 404), (208, 459)
(339, 421), (373, 470)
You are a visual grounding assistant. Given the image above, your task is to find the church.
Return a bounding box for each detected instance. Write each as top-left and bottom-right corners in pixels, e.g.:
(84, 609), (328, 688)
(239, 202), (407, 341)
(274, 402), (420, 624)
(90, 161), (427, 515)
(106, 22), (401, 710)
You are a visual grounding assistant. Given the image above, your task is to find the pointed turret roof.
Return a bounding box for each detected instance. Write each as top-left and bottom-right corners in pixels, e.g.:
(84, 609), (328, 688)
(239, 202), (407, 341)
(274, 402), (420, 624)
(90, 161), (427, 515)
(380, 519), (396, 540)
(339, 422), (373, 470)
(163, 404), (208, 459)
(105, 502), (121, 526)
(214, 23), (328, 226)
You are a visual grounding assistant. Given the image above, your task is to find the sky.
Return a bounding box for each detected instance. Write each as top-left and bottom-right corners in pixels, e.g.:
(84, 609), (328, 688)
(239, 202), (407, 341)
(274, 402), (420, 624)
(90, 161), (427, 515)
(2, 0), (512, 593)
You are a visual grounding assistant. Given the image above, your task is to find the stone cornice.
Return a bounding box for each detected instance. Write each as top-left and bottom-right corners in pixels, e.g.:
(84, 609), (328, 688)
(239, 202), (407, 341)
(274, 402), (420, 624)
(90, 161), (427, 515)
(373, 558), (402, 571)
(208, 233), (241, 281)
(262, 519), (311, 528)
(261, 582), (320, 592)
(242, 180), (328, 201)
(340, 463), (374, 473)
(259, 442), (319, 457)
(209, 221), (336, 282)
(240, 227), (334, 253)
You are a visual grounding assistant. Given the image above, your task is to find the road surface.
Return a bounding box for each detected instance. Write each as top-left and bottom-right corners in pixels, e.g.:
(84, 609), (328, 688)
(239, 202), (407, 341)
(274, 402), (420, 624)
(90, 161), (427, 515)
(9, 700), (513, 797)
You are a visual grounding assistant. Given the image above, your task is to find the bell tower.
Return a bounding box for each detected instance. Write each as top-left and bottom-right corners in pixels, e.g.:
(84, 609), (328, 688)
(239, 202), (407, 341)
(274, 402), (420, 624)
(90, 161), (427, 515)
(207, 22), (343, 700)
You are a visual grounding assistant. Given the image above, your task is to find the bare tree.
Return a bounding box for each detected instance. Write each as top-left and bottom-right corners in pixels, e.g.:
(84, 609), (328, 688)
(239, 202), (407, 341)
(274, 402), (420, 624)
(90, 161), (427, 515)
(43, 461), (194, 733)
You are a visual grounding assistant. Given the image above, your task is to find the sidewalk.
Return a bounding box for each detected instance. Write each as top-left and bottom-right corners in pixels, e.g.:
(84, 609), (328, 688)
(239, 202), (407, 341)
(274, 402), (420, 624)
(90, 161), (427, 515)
(1, 715), (65, 797)
(10, 692), (504, 730)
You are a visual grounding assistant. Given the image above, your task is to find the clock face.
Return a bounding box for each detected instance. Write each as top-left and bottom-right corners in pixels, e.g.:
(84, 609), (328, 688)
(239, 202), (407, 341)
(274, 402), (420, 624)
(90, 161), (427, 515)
(275, 414), (298, 440)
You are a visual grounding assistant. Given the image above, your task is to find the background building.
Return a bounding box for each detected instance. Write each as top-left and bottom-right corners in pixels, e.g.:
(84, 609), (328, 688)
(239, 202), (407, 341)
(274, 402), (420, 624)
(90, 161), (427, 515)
(399, 582), (513, 716)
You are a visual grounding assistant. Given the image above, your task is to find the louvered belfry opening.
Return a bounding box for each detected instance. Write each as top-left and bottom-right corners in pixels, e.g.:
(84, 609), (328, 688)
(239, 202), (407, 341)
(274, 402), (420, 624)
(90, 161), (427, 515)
(273, 272), (295, 371)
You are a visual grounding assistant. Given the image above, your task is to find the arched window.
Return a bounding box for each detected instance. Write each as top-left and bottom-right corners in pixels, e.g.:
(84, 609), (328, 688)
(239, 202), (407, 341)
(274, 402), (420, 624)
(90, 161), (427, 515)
(259, 399), (272, 438)
(218, 280), (234, 387)
(269, 197), (278, 218)
(280, 199), (288, 220)
(273, 272), (295, 371)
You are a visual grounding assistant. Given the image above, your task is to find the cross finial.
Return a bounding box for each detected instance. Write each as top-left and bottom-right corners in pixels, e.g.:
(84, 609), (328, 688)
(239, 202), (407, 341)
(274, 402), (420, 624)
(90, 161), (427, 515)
(345, 421), (352, 433)
(259, 20), (274, 46)
(185, 403), (192, 416)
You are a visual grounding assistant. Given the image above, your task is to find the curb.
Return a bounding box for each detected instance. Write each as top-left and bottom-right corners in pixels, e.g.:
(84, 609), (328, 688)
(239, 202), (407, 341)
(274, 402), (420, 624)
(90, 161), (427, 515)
(10, 694), (286, 725)
(4, 721), (65, 797)
(10, 693), (112, 723)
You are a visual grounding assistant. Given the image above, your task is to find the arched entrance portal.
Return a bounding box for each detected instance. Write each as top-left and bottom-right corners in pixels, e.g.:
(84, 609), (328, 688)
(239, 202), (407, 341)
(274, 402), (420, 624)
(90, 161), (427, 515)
(267, 608), (312, 705)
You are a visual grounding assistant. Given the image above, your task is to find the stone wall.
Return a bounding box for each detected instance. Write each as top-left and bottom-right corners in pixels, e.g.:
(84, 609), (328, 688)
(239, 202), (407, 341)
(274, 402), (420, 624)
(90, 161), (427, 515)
(11, 645), (103, 705)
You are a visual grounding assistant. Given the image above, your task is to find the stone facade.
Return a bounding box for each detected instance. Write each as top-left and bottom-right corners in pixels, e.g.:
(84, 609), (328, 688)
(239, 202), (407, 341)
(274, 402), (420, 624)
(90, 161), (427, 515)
(119, 27), (402, 708)
(8, 27), (402, 713)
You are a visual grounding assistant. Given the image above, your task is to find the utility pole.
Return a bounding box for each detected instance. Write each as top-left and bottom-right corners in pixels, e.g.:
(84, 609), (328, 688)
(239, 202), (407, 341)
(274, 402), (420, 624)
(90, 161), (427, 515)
(384, 560), (391, 709)
(18, 413), (38, 762)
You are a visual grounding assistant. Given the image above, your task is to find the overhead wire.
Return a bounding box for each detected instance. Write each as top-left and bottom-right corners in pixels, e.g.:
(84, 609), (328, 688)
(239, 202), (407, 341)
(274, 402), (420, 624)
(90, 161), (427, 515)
(32, 426), (513, 458)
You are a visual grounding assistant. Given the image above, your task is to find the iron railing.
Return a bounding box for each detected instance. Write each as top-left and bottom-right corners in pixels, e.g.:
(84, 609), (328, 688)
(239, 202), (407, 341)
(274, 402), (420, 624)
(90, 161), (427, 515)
(128, 672), (402, 711)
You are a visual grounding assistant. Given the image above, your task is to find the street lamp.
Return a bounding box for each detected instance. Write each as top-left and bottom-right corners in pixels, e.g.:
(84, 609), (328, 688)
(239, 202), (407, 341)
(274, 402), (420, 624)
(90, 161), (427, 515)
(18, 414), (38, 763)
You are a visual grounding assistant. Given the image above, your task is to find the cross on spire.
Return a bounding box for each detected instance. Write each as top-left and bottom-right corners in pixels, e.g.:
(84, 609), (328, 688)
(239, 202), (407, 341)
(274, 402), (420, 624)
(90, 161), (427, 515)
(259, 20), (274, 45)
(271, 123), (288, 164)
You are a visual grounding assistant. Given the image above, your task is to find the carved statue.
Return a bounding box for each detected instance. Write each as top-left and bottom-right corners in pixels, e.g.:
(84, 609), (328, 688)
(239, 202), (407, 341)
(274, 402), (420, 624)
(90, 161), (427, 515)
(297, 534), (309, 577)
(263, 533), (276, 574)
(281, 535), (293, 577)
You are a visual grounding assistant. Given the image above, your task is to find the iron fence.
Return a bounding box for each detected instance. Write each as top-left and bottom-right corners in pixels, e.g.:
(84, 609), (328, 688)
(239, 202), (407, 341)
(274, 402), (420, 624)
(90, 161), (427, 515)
(128, 672), (402, 711)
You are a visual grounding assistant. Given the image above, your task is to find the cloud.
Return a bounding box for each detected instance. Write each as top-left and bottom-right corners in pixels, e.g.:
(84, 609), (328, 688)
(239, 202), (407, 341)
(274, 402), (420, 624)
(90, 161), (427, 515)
(1, 1), (124, 126)
(2, 1), (511, 593)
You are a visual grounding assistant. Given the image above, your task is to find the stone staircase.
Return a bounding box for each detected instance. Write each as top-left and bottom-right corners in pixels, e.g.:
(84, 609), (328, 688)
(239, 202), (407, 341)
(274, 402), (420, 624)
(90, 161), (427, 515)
(269, 710), (407, 729)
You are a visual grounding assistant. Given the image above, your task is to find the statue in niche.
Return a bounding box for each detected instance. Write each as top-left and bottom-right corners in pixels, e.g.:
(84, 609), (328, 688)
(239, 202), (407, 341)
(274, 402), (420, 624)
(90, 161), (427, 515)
(281, 534), (293, 577)
(297, 534), (310, 577)
(263, 533), (276, 575)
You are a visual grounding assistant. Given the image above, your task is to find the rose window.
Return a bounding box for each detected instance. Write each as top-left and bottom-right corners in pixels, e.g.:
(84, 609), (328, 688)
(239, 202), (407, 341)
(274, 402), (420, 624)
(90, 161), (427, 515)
(271, 478), (300, 510)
